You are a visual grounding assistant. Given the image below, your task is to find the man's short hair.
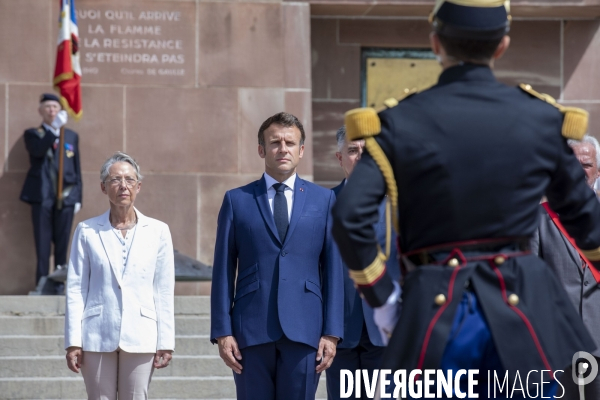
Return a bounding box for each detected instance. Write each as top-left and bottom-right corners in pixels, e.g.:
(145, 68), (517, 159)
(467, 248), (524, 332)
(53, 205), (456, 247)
(336, 126), (346, 152)
(437, 34), (503, 63)
(258, 112), (306, 147)
(568, 135), (600, 167)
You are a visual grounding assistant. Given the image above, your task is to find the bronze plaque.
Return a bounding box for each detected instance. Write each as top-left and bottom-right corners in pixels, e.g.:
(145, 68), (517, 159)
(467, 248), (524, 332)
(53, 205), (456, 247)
(366, 58), (442, 109)
(77, 1), (195, 85)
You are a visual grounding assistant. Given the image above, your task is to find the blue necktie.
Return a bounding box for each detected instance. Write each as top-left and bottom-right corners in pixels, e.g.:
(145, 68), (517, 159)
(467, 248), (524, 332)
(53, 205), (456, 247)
(273, 183), (289, 242)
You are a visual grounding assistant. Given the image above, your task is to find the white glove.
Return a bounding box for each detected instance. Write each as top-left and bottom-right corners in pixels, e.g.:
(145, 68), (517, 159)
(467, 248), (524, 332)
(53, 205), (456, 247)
(74, 203), (81, 214)
(51, 110), (68, 131)
(373, 280), (402, 345)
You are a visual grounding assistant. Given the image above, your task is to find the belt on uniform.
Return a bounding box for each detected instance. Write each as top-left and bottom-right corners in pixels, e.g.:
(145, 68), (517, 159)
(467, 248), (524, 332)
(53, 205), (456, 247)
(401, 237), (531, 272)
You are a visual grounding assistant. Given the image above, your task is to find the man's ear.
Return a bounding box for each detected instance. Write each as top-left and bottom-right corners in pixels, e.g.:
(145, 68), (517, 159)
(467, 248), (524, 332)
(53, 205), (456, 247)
(100, 182), (107, 194)
(430, 32), (442, 56)
(492, 35), (510, 61)
(335, 152), (343, 167)
(258, 144), (265, 159)
(298, 144), (304, 159)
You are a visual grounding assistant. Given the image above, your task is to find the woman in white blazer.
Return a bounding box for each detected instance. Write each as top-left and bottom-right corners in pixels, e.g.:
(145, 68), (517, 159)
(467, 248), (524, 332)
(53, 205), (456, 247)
(65, 152), (175, 400)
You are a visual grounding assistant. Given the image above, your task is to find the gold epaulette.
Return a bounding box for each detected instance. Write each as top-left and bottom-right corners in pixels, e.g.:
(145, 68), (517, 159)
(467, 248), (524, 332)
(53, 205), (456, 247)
(582, 247), (600, 261)
(35, 127), (45, 138)
(519, 83), (588, 140)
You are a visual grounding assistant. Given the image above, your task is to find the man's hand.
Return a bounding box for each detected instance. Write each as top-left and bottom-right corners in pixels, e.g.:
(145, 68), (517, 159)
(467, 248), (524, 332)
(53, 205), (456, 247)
(217, 335), (243, 374)
(316, 336), (338, 373)
(66, 346), (83, 373)
(154, 350), (173, 369)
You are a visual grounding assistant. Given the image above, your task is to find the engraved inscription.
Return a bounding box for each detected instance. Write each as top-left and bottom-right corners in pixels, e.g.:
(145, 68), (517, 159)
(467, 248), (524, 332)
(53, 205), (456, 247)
(76, 2), (194, 85)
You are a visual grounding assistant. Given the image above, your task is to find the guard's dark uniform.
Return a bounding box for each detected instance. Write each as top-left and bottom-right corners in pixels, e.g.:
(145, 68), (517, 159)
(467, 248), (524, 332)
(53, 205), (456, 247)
(20, 120), (82, 284)
(331, 1), (600, 394)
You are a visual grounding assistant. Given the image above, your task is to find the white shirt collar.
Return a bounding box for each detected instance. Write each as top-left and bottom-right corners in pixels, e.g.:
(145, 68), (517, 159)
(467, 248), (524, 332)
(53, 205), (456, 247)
(42, 122), (59, 136)
(264, 172), (296, 191)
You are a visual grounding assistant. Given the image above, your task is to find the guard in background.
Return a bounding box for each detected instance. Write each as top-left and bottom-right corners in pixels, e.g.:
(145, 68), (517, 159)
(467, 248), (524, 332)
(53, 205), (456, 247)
(332, 0), (600, 397)
(327, 126), (399, 400)
(20, 93), (82, 289)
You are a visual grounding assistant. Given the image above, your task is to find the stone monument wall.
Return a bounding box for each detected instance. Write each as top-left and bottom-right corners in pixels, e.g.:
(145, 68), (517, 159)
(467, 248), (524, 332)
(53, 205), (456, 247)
(0, 0), (312, 295)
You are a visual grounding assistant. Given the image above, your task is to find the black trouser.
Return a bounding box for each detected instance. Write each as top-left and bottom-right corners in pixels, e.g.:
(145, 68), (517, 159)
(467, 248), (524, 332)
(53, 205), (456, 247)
(31, 203), (74, 284)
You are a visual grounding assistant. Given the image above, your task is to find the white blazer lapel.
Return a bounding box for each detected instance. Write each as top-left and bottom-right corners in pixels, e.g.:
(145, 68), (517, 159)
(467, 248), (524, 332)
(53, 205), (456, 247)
(97, 210), (124, 288)
(121, 208), (151, 282)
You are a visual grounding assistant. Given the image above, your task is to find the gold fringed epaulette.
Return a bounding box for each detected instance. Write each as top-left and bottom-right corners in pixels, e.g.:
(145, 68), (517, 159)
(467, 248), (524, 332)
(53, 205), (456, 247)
(519, 83), (588, 140)
(343, 107), (399, 270)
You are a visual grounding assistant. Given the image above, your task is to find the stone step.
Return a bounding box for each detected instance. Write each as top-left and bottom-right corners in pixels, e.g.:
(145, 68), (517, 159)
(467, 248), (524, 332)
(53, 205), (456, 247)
(0, 355), (231, 378)
(0, 377), (327, 399)
(0, 296), (210, 316)
(0, 315), (210, 336)
(0, 335), (218, 357)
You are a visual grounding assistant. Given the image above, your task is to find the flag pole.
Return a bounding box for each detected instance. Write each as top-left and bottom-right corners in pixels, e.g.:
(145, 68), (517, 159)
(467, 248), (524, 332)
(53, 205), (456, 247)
(57, 126), (65, 210)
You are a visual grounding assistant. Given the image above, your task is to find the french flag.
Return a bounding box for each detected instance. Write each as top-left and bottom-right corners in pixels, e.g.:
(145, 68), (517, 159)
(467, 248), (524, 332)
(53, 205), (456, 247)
(53, 0), (82, 120)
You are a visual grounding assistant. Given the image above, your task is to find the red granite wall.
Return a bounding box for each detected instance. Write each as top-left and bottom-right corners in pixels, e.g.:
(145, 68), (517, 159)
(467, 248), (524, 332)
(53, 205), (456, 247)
(311, 12), (600, 186)
(0, 0), (312, 295)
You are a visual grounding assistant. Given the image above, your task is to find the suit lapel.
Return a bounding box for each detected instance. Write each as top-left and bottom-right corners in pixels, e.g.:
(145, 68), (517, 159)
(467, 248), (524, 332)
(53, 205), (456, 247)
(122, 208), (150, 282)
(284, 178), (306, 244)
(97, 210), (124, 287)
(254, 176), (281, 245)
(558, 229), (584, 276)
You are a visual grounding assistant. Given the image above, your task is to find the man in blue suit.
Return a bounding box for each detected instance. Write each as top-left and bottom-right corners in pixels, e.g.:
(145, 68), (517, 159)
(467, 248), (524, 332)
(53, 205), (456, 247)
(20, 93), (82, 288)
(210, 112), (344, 400)
(326, 126), (400, 400)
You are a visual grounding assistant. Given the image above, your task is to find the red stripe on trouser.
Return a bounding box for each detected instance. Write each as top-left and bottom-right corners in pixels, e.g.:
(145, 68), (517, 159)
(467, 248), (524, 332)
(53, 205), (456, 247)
(488, 260), (554, 377)
(415, 250), (464, 372)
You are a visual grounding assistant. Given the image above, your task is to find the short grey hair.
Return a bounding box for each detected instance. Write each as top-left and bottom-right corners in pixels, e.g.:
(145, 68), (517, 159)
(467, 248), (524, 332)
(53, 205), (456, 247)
(568, 135), (600, 167)
(336, 126), (346, 152)
(100, 151), (143, 182)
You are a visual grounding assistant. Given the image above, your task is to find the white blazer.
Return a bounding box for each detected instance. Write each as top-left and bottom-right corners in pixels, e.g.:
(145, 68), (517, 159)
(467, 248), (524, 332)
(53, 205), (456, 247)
(65, 209), (175, 353)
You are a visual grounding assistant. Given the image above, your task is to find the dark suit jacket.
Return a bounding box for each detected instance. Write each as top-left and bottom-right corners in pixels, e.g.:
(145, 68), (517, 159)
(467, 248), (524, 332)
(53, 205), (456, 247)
(20, 125), (82, 206)
(210, 175), (344, 350)
(332, 180), (400, 348)
(531, 204), (600, 357)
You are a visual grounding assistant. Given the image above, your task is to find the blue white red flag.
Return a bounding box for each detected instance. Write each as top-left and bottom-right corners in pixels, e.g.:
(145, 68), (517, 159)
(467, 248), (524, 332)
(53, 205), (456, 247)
(53, 0), (82, 120)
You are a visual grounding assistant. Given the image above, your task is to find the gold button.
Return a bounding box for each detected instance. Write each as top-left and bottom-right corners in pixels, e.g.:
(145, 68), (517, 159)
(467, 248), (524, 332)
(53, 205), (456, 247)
(525, 84), (532, 90)
(508, 294), (519, 306)
(447, 258), (459, 267)
(434, 294), (447, 306)
(494, 256), (506, 265)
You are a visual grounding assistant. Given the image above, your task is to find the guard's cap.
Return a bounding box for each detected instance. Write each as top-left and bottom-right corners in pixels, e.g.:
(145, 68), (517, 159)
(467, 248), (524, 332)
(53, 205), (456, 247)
(39, 93), (60, 103)
(431, 0), (510, 40)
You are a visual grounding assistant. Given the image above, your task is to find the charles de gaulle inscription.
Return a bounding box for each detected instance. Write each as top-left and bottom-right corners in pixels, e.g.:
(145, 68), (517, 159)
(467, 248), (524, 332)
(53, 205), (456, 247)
(76, 3), (195, 85)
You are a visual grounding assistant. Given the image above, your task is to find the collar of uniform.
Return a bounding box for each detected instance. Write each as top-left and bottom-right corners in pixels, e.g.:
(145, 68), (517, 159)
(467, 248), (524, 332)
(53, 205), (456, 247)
(437, 63), (496, 86)
(42, 122), (59, 136)
(263, 172), (296, 191)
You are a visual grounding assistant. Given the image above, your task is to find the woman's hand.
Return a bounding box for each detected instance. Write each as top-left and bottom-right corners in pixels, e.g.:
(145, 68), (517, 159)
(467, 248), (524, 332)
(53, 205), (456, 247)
(66, 346), (83, 373)
(154, 350), (173, 369)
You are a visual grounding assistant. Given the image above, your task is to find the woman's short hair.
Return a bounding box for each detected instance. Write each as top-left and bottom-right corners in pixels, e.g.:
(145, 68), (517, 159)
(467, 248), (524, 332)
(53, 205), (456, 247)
(100, 152), (144, 182)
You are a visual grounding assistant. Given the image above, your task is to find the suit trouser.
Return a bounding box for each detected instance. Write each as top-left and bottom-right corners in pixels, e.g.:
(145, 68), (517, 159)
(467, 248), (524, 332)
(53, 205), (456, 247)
(80, 349), (155, 400)
(31, 203), (74, 283)
(326, 324), (387, 400)
(234, 336), (320, 400)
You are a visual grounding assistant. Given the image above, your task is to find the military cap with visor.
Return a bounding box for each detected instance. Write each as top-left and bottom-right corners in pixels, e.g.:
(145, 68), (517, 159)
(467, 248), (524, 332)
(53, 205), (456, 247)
(431, 0), (511, 40)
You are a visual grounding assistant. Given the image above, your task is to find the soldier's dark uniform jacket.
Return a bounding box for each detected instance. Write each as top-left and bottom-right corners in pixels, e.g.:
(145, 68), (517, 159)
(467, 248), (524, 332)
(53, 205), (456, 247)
(20, 125), (82, 206)
(331, 62), (600, 382)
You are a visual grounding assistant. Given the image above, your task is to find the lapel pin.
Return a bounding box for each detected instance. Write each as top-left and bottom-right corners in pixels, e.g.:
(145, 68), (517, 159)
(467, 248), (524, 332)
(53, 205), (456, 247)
(299, 187), (304, 192)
